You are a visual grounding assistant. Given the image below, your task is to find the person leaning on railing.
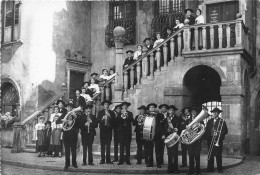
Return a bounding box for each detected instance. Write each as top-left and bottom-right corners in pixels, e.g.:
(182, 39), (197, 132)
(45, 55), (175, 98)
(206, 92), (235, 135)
(89, 78), (101, 96)
(195, 9), (205, 50)
(153, 32), (164, 71)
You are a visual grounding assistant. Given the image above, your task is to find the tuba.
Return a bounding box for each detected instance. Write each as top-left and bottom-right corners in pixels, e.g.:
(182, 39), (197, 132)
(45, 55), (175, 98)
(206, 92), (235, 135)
(180, 106), (210, 145)
(63, 112), (77, 131)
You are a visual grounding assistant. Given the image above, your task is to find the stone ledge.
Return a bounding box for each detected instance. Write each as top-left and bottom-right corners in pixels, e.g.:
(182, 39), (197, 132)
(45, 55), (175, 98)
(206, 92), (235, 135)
(220, 86), (245, 96)
(164, 87), (189, 96)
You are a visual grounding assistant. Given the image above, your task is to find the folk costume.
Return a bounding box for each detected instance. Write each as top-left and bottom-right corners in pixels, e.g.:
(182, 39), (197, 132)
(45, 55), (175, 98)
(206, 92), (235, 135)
(35, 118), (46, 156)
(79, 105), (98, 166)
(44, 121), (52, 156)
(205, 108), (228, 173)
(112, 104), (122, 162)
(50, 116), (63, 157)
(97, 100), (115, 164)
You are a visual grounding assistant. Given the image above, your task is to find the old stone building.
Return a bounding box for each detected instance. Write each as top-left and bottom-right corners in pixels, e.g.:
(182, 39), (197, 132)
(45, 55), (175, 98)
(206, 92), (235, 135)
(1, 0), (260, 159)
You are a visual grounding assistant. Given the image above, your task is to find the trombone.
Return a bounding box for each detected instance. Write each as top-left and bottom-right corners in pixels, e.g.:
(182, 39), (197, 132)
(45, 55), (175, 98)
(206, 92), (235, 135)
(207, 118), (224, 160)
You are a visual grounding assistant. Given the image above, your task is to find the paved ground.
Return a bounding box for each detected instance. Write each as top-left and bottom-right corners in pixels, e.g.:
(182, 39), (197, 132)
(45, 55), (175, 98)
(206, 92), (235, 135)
(1, 148), (243, 174)
(1, 155), (260, 175)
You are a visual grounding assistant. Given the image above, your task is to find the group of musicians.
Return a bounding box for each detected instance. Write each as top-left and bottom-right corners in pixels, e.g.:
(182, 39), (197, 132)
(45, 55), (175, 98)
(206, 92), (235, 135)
(59, 99), (228, 174)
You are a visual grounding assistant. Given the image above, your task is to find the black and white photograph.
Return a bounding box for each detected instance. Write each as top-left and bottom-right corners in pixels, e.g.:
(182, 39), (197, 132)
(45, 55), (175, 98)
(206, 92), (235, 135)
(0, 0), (260, 175)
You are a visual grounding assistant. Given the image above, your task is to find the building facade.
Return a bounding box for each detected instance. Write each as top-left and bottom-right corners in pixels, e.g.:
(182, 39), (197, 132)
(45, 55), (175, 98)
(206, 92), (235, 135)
(1, 0), (260, 157)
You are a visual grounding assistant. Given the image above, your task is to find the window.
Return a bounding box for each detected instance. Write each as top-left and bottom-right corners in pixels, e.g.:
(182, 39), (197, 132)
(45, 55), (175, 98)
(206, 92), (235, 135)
(152, 0), (185, 39)
(1, 0), (21, 44)
(105, 1), (136, 48)
(202, 101), (222, 125)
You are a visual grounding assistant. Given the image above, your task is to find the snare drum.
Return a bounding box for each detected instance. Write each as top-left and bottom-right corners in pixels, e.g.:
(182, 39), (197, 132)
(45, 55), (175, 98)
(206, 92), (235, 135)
(164, 132), (180, 147)
(143, 116), (156, 140)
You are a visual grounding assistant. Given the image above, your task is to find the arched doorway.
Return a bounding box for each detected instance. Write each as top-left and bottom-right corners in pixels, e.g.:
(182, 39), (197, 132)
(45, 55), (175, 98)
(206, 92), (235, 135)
(1, 82), (20, 116)
(183, 65), (222, 107)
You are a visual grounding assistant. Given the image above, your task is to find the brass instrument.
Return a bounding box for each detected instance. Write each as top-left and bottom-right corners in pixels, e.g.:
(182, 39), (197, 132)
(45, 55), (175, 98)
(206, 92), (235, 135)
(104, 109), (110, 126)
(180, 106), (209, 145)
(62, 111), (77, 131)
(164, 115), (180, 147)
(137, 114), (146, 126)
(207, 118), (224, 160)
(121, 110), (128, 119)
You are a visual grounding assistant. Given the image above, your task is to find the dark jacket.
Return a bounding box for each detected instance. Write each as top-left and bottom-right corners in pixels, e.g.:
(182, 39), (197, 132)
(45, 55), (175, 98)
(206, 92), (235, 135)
(79, 113), (98, 136)
(162, 114), (182, 137)
(113, 111), (121, 131)
(133, 114), (146, 134)
(145, 44), (153, 52)
(187, 15), (195, 25)
(97, 109), (115, 137)
(74, 96), (86, 108)
(62, 111), (82, 140)
(56, 108), (67, 124)
(146, 111), (164, 141)
(118, 111), (134, 140)
(205, 117), (228, 143)
(123, 57), (135, 68)
(86, 89), (94, 97)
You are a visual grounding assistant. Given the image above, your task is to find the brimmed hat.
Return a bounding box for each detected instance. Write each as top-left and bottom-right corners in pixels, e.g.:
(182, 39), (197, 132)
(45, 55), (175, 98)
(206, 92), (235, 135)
(181, 107), (191, 113)
(159, 104), (169, 109)
(39, 115), (45, 119)
(168, 105), (178, 111)
(91, 72), (98, 77)
(143, 37), (151, 43)
(102, 69), (108, 73)
(126, 50), (134, 54)
(82, 81), (90, 86)
(121, 101), (131, 107)
(147, 103), (157, 109)
(101, 100), (113, 106)
(56, 100), (65, 106)
(65, 101), (75, 108)
(45, 121), (51, 125)
(53, 105), (59, 110)
(211, 108), (223, 113)
(137, 44), (143, 48)
(114, 104), (122, 110)
(137, 105), (147, 110)
(83, 104), (93, 110)
(185, 8), (194, 13)
(191, 106), (200, 113)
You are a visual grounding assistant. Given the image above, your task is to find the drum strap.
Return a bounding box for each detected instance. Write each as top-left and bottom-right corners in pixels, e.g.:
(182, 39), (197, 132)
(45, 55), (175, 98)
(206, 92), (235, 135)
(167, 117), (174, 130)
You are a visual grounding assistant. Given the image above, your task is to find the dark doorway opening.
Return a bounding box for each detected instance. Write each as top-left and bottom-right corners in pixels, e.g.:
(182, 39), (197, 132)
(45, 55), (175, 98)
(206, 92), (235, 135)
(183, 65), (221, 107)
(69, 71), (85, 100)
(1, 82), (19, 116)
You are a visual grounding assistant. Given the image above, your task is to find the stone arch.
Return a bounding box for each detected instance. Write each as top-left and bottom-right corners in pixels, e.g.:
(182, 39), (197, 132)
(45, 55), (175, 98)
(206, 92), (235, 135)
(178, 61), (226, 85)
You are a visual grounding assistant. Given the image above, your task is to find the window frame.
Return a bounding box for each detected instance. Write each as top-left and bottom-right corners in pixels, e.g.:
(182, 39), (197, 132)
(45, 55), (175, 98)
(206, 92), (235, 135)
(1, 0), (22, 45)
(155, 0), (185, 16)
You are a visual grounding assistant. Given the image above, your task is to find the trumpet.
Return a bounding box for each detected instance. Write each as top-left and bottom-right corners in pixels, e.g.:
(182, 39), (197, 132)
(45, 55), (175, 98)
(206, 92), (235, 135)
(85, 112), (92, 133)
(137, 114), (146, 125)
(121, 110), (128, 119)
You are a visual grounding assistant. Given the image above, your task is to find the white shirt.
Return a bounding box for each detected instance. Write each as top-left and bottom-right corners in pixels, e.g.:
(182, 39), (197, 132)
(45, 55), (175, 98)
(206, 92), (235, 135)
(89, 84), (100, 94)
(153, 39), (164, 48)
(51, 121), (63, 129)
(133, 50), (142, 60)
(81, 93), (92, 102)
(195, 15), (204, 24)
(49, 113), (61, 123)
(174, 23), (184, 30)
(35, 123), (45, 130)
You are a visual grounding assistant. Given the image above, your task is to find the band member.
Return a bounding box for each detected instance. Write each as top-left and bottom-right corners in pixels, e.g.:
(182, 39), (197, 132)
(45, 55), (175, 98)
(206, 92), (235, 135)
(187, 107), (203, 175)
(133, 105), (147, 164)
(112, 104), (122, 162)
(97, 100), (115, 164)
(79, 104), (98, 166)
(117, 102), (134, 165)
(180, 107), (191, 167)
(161, 105), (180, 174)
(205, 108), (228, 173)
(123, 50), (135, 68)
(145, 103), (164, 168)
(44, 121), (52, 156)
(158, 104), (169, 164)
(61, 101), (82, 171)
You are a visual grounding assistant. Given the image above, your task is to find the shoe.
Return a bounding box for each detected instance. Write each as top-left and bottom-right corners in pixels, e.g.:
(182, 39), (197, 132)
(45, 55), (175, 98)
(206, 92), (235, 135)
(107, 161), (113, 164)
(157, 165), (161, 168)
(167, 170), (173, 174)
(195, 173), (201, 175)
(89, 162), (94, 166)
(186, 172), (194, 175)
(117, 162), (123, 165)
(63, 166), (69, 171)
(207, 169), (214, 172)
(37, 154), (41, 157)
(99, 161), (105, 164)
(180, 164), (187, 167)
(73, 165), (78, 168)
(146, 164), (153, 167)
(174, 170), (179, 174)
(81, 162), (86, 166)
(218, 169), (223, 173)
(126, 162), (131, 165)
(112, 159), (118, 162)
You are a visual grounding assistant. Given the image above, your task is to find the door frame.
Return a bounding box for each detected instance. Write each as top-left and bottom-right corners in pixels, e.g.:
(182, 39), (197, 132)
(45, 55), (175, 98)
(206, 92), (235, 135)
(65, 58), (92, 101)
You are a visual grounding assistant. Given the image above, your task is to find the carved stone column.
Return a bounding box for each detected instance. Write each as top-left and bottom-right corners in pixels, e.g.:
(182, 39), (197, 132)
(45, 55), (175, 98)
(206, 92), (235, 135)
(113, 26), (126, 103)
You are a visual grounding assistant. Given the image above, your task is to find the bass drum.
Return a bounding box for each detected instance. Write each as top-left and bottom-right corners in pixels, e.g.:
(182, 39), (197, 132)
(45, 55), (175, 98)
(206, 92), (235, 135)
(164, 132), (180, 148)
(143, 116), (156, 141)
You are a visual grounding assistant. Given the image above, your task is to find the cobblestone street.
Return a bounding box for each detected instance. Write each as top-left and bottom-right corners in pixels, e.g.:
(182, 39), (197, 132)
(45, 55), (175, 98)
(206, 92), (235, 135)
(2, 156), (260, 175)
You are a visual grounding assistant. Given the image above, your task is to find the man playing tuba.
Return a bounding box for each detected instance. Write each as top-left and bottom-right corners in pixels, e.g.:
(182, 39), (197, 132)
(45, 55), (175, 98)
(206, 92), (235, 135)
(205, 108), (228, 173)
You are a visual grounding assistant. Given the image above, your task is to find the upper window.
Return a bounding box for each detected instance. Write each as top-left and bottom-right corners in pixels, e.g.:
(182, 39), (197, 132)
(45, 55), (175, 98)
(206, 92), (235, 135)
(105, 1), (136, 48)
(156, 0), (185, 15)
(1, 0), (21, 44)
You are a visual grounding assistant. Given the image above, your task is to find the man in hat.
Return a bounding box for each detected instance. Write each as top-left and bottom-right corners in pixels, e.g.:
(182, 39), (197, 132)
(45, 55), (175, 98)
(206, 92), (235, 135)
(97, 100), (115, 164)
(123, 50), (135, 68)
(133, 105), (147, 164)
(161, 105), (181, 174)
(187, 107), (204, 175)
(205, 108), (228, 173)
(179, 107), (192, 167)
(62, 101), (80, 171)
(79, 104), (98, 166)
(112, 104), (122, 162)
(118, 101), (134, 165)
(158, 104), (169, 164)
(143, 38), (153, 51)
(74, 89), (87, 108)
(145, 103), (164, 168)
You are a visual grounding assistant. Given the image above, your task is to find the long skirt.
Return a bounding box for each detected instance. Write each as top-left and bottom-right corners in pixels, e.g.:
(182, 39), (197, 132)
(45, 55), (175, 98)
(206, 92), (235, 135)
(37, 130), (45, 152)
(50, 128), (62, 146)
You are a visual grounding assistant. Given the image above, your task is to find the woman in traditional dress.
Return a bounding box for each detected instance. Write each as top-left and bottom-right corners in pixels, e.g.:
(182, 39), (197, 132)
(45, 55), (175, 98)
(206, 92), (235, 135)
(35, 115), (46, 157)
(195, 9), (205, 50)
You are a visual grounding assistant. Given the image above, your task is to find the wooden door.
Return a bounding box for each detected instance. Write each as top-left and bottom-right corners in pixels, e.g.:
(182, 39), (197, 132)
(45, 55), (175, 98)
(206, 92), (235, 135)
(69, 71), (85, 100)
